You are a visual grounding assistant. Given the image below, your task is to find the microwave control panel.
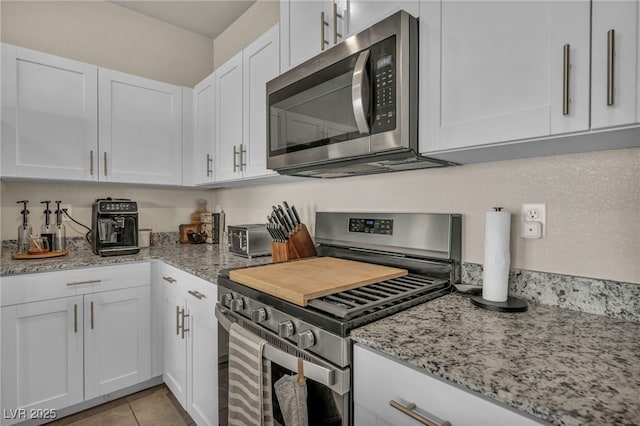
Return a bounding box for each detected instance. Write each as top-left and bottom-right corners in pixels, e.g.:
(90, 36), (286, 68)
(371, 36), (396, 134)
(349, 218), (394, 235)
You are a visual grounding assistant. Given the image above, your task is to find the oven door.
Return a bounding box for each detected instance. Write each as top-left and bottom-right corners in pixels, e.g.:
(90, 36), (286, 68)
(216, 304), (351, 426)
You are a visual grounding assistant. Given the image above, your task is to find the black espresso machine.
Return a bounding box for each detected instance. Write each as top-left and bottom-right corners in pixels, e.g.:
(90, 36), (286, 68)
(91, 198), (140, 256)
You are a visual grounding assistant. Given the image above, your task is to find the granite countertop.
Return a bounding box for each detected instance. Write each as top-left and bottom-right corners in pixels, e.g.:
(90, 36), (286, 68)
(351, 293), (640, 426)
(0, 240), (271, 282)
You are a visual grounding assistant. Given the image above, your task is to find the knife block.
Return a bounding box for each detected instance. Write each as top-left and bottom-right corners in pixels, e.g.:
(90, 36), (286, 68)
(271, 224), (317, 263)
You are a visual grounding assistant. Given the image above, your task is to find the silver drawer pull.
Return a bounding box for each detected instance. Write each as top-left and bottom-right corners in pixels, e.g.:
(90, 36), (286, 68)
(607, 29), (615, 106)
(67, 279), (102, 286)
(162, 276), (176, 283)
(389, 400), (452, 426)
(188, 290), (206, 300)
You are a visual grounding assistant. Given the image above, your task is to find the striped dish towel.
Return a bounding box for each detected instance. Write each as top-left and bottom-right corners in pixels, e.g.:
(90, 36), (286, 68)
(228, 323), (274, 426)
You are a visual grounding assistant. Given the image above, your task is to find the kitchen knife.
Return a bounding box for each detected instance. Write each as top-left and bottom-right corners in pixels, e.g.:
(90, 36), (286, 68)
(272, 206), (291, 233)
(282, 201), (298, 228)
(277, 204), (294, 233)
(266, 223), (278, 242)
(291, 205), (302, 226)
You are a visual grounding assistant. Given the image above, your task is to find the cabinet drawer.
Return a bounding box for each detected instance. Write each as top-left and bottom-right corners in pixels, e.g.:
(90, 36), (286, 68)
(354, 344), (543, 426)
(158, 264), (216, 314)
(1, 262), (151, 307)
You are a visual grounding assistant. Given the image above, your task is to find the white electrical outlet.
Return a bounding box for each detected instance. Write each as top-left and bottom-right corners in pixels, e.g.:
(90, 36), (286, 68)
(521, 203), (546, 238)
(61, 204), (72, 221)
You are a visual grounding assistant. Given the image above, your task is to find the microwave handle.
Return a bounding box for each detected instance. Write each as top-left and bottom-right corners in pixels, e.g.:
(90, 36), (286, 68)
(352, 49), (371, 134)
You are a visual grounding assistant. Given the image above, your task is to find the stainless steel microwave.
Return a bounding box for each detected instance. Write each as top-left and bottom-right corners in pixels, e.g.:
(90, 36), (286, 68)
(267, 11), (450, 178)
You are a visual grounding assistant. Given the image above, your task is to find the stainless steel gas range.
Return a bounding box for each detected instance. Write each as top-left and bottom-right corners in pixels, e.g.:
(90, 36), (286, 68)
(215, 212), (461, 425)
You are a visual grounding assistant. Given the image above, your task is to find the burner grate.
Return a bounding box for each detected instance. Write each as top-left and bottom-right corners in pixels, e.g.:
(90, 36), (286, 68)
(307, 274), (448, 319)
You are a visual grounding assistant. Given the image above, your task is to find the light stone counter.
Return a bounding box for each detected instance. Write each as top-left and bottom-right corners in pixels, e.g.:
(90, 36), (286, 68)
(351, 293), (640, 426)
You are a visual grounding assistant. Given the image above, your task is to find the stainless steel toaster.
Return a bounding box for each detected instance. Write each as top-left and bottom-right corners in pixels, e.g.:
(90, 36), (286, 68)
(227, 224), (271, 258)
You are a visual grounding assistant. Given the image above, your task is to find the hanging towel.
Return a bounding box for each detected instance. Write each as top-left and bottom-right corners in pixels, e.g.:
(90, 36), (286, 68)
(274, 374), (308, 426)
(228, 323), (274, 426)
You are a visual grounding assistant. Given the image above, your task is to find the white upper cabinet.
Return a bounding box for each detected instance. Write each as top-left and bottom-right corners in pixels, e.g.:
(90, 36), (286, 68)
(214, 52), (244, 182)
(1, 44), (98, 181)
(98, 68), (183, 185)
(591, 0), (639, 129)
(280, 0), (348, 71)
(242, 24), (280, 179)
(420, 0), (590, 154)
(347, 0), (419, 36)
(192, 71), (216, 185)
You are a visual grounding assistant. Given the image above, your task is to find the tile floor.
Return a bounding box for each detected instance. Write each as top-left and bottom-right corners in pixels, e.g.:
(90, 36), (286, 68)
(48, 385), (194, 426)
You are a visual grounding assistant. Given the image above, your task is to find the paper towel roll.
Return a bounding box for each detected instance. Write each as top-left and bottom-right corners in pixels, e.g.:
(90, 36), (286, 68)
(482, 209), (511, 302)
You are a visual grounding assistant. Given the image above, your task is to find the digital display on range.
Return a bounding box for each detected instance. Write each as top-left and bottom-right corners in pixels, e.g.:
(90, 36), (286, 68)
(349, 218), (393, 235)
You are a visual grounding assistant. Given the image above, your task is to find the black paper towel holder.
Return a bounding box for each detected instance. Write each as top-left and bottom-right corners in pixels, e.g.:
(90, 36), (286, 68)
(470, 294), (528, 312)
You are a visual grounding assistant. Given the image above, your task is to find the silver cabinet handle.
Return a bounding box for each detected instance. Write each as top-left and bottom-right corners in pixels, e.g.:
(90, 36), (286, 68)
(206, 153), (213, 177)
(90, 301), (94, 330)
(74, 303), (78, 333)
(607, 29), (615, 106)
(90, 150), (94, 176)
(103, 152), (108, 177)
(233, 145), (239, 172)
(176, 305), (181, 336)
(320, 11), (329, 50)
(352, 49), (371, 134)
(188, 290), (206, 300)
(180, 308), (190, 339)
(67, 279), (102, 286)
(562, 44), (570, 116)
(389, 400), (452, 426)
(162, 276), (176, 283)
(333, 2), (342, 44)
(240, 144), (246, 171)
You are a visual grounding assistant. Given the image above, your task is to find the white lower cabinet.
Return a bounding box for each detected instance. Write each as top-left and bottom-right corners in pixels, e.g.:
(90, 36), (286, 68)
(0, 264), (152, 426)
(1, 297), (84, 423)
(353, 344), (544, 426)
(160, 264), (218, 426)
(84, 287), (151, 400)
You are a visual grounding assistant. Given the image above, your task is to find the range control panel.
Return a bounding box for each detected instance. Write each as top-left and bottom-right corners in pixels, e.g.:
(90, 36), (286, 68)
(348, 218), (393, 235)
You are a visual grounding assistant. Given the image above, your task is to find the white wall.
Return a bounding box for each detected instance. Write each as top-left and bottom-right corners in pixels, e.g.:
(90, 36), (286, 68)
(212, 148), (640, 284)
(1, 181), (213, 240)
(0, 1), (214, 87)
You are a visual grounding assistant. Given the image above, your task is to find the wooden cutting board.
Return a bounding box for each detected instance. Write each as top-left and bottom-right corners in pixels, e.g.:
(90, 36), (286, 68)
(229, 257), (408, 306)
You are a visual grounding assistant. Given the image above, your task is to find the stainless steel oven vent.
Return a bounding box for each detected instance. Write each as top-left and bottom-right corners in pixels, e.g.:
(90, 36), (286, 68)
(307, 274), (448, 319)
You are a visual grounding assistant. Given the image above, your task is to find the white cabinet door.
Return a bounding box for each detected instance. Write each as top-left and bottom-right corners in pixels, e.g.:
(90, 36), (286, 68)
(1, 44), (98, 181)
(163, 285), (188, 407)
(84, 286), (151, 400)
(591, 0), (638, 129)
(280, 0), (325, 71)
(420, 0), (590, 153)
(347, 0), (418, 36)
(1, 297), (84, 425)
(99, 68), (182, 185)
(242, 24), (280, 179)
(354, 344), (543, 426)
(186, 302), (218, 426)
(192, 71), (216, 185)
(215, 52), (244, 182)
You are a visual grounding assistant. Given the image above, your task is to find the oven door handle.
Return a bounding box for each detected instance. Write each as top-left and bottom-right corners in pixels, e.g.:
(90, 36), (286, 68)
(215, 304), (349, 395)
(352, 49), (371, 134)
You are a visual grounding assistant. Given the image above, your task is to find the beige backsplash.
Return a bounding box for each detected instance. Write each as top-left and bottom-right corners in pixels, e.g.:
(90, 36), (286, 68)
(2, 147), (638, 285)
(211, 148), (640, 285)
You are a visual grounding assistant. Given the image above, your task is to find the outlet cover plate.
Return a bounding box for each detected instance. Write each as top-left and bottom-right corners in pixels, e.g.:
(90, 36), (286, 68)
(521, 203), (546, 238)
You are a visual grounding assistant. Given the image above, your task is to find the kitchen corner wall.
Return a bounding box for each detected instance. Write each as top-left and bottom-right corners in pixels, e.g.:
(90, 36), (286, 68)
(0, 0), (214, 87)
(212, 148), (640, 285)
(0, 181), (214, 240)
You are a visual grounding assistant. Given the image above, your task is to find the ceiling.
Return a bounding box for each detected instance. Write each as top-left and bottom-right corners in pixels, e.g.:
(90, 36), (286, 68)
(111, 1), (257, 39)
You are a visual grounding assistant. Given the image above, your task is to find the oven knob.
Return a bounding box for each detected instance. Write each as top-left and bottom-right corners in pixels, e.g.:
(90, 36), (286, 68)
(278, 321), (294, 338)
(297, 330), (315, 349)
(220, 293), (233, 308)
(229, 298), (244, 312)
(251, 308), (267, 323)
